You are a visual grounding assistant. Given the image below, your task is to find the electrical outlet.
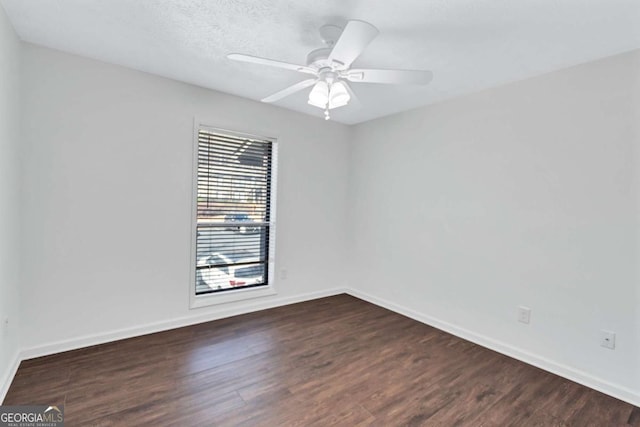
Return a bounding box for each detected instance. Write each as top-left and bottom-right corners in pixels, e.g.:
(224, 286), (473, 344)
(600, 330), (615, 350)
(517, 306), (531, 324)
(280, 269), (288, 280)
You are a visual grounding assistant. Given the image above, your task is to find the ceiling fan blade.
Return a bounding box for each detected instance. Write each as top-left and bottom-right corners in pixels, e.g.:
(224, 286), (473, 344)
(328, 20), (379, 68)
(261, 79), (317, 103)
(227, 53), (317, 76)
(345, 68), (433, 85)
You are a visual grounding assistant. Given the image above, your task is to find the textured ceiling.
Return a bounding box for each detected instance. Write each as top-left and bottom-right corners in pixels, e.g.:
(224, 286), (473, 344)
(2, 0), (640, 124)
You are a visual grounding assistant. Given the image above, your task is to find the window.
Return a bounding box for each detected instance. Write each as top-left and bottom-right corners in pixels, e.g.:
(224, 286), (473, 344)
(193, 126), (276, 300)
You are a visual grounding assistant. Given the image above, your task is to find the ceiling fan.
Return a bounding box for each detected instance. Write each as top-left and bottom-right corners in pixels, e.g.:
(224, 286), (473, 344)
(228, 20), (433, 120)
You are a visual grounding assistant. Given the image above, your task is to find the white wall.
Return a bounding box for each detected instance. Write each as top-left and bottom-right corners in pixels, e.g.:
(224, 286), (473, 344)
(350, 49), (640, 402)
(0, 4), (22, 400)
(10, 38), (640, 407)
(19, 44), (351, 353)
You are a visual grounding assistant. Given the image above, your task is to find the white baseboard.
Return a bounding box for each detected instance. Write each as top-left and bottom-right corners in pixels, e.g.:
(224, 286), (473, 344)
(0, 350), (21, 404)
(6, 287), (639, 409)
(20, 287), (346, 361)
(3, 288), (344, 402)
(345, 287), (640, 408)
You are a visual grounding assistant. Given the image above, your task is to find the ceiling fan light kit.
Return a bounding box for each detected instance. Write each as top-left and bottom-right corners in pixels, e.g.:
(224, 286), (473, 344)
(228, 20), (433, 120)
(327, 81), (350, 108)
(308, 79), (351, 120)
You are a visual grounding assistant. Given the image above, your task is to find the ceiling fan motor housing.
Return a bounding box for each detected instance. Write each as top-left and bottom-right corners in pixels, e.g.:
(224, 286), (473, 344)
(306, 47), (333, 69)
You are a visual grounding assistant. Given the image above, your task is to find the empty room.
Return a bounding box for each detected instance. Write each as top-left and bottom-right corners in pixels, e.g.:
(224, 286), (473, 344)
(1, 0), (639, 425)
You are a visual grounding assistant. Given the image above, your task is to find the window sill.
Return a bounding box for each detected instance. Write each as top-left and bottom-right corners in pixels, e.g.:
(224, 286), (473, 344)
(190, 285), (277, 309)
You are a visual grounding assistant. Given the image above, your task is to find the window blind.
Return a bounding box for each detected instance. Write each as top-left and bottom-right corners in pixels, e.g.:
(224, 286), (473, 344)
(195, 129), (273, 295)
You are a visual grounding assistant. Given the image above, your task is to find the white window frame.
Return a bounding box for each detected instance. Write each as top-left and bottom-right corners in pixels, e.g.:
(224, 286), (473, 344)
(189, 122), (278, 309)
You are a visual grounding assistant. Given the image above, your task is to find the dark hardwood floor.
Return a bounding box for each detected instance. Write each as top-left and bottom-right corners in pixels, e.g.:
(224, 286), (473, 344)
(4, 294), (639, 426)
